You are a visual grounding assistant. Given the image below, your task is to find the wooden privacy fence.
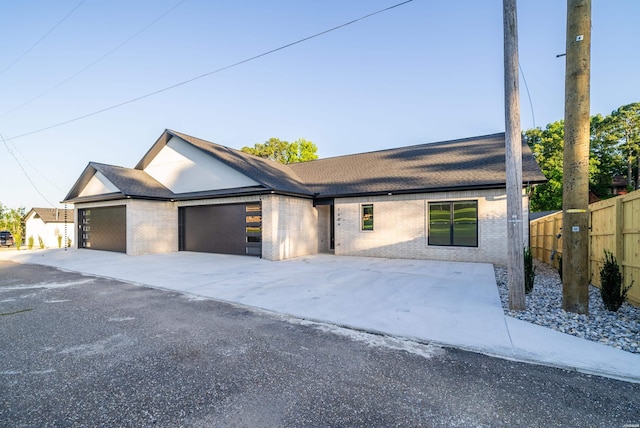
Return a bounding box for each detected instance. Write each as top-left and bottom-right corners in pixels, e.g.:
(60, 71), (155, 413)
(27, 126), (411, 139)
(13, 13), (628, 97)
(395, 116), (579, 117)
(530, 189), (640, 306)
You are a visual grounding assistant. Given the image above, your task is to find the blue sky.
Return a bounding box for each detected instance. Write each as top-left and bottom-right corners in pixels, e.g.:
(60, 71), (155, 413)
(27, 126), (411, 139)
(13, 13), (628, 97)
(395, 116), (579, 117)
(1, 0), (639, 209)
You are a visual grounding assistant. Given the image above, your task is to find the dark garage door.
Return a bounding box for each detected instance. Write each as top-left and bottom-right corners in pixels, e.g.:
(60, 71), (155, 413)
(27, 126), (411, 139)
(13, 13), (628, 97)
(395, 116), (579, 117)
(179, 203), (261, 256)
(79, 206), (126, 253)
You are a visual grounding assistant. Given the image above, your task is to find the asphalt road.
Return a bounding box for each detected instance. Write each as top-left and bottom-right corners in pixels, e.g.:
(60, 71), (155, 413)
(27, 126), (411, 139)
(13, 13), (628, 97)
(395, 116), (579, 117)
(1, 261), (638, 427)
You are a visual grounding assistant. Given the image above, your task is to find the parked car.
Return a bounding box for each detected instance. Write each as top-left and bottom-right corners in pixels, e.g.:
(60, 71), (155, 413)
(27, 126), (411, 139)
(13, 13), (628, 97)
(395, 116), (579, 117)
(0, 231), (14, 247)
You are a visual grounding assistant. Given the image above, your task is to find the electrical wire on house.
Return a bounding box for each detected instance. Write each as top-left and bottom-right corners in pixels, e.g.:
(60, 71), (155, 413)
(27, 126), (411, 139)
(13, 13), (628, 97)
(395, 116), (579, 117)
(6, 0), (414, 142)
(0, 129), (57, 207)
(0, 0), (187, 118)
(0, 0), (87, 78)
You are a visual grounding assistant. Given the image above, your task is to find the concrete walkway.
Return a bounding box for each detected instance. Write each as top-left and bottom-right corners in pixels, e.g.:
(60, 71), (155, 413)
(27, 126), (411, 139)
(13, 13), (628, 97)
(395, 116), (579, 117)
(1, 248), (638, 383)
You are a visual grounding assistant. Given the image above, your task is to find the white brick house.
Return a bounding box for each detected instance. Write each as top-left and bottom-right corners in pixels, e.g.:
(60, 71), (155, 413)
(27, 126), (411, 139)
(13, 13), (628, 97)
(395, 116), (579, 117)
(24, 207), (75, 249)
(63, 130), (545, 265)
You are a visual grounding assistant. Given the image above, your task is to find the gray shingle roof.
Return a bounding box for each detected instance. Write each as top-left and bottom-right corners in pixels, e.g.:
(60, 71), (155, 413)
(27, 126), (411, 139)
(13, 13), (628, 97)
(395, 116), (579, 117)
(92, 163), (174, 198)
(64, 130), (546, 203)
(288, 133), (546, 196)
(137, 130), (314, 197)
(63, 162), (174, 203)
(26, 207), (73, 223)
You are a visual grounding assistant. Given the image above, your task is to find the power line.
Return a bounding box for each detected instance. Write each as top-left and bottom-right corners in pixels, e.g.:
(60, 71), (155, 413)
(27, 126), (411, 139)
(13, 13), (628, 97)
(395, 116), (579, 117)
(518, 62), (536, 128)
(6, 0), (414, 141)
(0, 129), (57, 207)
(0, 0), (187, 118)
(0, 0), (187, 202)
(5, 139), (67, 193)
(0, 0), (86, 78)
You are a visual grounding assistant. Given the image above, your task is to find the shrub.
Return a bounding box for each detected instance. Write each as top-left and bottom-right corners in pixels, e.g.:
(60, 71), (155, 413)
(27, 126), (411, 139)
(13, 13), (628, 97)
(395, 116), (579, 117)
(524, 247), (535, 294)
(599, 250), (633, 312)
(67, 237), (72, 248)
(38, 235), (45, 249)
(27, 235), (34, 250)
(57, 235), (62, 248)
(557, 255), (563, 283)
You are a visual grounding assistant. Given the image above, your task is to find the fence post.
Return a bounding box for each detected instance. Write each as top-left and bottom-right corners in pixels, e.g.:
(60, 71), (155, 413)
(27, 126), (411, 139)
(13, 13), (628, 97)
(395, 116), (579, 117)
(553, 216), (559, 268)
(614, 197), (624, 263)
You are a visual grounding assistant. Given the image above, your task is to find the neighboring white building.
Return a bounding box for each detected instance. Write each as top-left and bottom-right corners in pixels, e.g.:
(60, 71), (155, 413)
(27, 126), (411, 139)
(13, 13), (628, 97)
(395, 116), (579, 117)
(63, 129), (546, 265)
(24, 207), (75, 249)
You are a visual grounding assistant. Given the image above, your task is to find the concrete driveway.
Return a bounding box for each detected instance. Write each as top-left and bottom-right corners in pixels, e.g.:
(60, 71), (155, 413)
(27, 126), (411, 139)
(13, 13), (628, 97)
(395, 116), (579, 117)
(1, 248), (639, 382)
(5, 261), (639, 427)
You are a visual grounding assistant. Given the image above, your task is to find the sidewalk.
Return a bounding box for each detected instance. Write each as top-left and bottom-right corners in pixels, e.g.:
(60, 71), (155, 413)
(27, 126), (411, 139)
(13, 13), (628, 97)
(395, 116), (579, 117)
(1, 248), (638, 383)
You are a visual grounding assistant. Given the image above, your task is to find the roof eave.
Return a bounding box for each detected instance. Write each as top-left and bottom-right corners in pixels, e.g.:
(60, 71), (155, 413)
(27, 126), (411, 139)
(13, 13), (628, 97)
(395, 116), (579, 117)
(63, 163), (100, 202)
(317, 180), (547, 199)
(135, 129), (172, 170)
(64, 188), (315, 204)
(171, 188), (314, 201)
(62, 192), (126, 204)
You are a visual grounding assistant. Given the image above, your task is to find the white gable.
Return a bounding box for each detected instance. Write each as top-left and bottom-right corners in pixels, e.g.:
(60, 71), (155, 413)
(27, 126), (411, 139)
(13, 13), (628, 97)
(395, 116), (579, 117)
(78, 171), (119, 197)
(143, 136), (259, 194)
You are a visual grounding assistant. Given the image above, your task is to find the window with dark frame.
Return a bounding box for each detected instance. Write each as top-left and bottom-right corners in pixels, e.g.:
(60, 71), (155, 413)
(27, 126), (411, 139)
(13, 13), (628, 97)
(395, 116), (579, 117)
(361, 204), (374, 231)
(245, 204), (262, 255)
(428, 201), (478, 247)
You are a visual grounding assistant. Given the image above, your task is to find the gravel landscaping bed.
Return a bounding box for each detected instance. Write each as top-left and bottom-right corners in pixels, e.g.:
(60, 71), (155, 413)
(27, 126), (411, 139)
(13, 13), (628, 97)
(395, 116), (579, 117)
(495, 261), (640, 354)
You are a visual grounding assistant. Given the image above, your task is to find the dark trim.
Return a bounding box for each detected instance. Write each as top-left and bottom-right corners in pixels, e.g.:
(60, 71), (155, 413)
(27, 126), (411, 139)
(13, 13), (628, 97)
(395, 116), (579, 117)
(63, 164), (99, 202)
(361, 203), (374, 231)
(135, 130), (172, 170)
(330, 204), (335, 250)
(428, 200), (479, 248)
(64, 189), (316, 205)
(318, 182), (544, 200)
(64, 181), (544, 205)
(63, 192), (125, 204)
(172, 188), (314, 201)
(178, 207), (185, 251)
(313, 198), (335, 206)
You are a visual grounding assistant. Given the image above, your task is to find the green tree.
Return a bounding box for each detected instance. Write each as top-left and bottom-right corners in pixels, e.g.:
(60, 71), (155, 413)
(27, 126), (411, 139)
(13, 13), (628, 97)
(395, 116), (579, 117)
(241, 138), (318, 164)
(607, 103), (640, 189)
(0, 205), (26, 249)
(525, 103), (639, 211)
(590, 113), (626, 196)
(295, 138), (319, 162)
(524, 121), (565, 211)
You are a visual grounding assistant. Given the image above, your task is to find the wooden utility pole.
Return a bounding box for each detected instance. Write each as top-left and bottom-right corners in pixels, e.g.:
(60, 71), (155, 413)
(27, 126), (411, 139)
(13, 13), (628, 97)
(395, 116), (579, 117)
(562, 0), (591, 314)
(503, 0), (525, 311)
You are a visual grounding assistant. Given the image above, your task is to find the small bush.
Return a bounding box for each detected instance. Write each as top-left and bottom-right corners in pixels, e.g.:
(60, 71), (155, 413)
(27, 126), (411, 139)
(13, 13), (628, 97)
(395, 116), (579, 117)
(524, 247), (535, 294)
(27, 235), (34, 250)
(67, 237), (72, 248)
(38, 235), (45, 249)
(599, 250), (633, 312)
(57, 235), (62, 248)
(557, 255), (563, 283)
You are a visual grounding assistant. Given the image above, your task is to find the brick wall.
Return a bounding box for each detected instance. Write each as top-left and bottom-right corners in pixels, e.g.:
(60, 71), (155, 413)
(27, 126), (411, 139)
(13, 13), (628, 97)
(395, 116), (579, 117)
(262, 194), (318, 260)
(126, 200), (177, 255)
(73, 188), (529, 264)
(74, 200), (178, 256)
(334, 189), (529, 266)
